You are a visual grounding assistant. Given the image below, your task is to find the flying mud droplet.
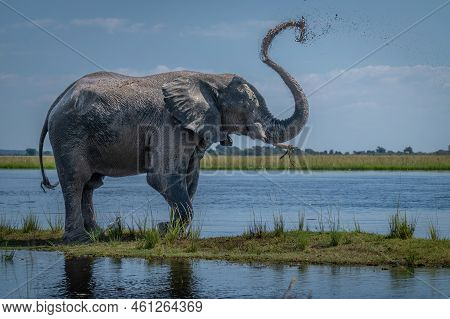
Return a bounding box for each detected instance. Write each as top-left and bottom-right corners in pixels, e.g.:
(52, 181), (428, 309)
(292, 13), (342, 46)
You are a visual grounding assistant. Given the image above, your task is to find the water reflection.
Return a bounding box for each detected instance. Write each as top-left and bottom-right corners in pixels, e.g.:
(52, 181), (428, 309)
(63, 256), (95, 298)
(1, 250), (449, 298)
(167, 259), (196, 298)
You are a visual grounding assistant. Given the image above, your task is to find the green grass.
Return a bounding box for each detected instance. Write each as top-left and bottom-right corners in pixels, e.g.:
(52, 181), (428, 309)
(1, 155), (450, 170)
(244, 213), (267, 239)
(142, 229), (160, 249)
(272, 213), (285, 237)
(45, 214), (64, 233)
(427, 218), (441, 241)
(201, 155), (450, 171)
(296, 231), (308, 251)
(21, 213), (40, 233)
(388, 210), (417, 239)
(1, 229), (448, 267)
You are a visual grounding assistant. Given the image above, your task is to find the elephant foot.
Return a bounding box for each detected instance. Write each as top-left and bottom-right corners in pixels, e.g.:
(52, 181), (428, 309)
(84, 221), (100, 233)
(157, 222), (170, 235)
(157, 220), (190, 237)
(63, 228), (90, 244)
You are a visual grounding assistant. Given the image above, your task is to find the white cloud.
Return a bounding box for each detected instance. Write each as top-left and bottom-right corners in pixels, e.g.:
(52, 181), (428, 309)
(182, 20), (276, 39)
(71, 18), (126, 33)
(69, 18), (164, 33)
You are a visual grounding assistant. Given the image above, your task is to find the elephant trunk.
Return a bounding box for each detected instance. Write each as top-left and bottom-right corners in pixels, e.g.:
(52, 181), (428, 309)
(260, 19), (309, 144)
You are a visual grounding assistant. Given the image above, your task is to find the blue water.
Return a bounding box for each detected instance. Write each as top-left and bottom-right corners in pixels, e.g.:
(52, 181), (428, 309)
(1, 250), (449, 298)
(0, 169), (449, 237)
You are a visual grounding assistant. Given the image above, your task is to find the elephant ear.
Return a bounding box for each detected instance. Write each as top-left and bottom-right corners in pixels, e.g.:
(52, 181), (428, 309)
(162, 76), (223, 143)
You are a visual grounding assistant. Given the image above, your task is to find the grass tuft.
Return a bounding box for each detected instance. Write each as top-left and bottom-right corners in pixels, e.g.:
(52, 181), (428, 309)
(105, 216), (125, 241)
(0, 216), (14, 233)
(164, 219), (186, 245)
(298, 212), (305, 231)
(427, 218), (441, 241)
(388, 209), (416, 239)
(353, 216), (361, 233)
(327, 209), (341, 247)
(143, 229), (160, 249)
(244, 213), (267, 239)
(297, 231), (308, 251)
(45, 214), (64, 233)
(21, 213), (40, 233)
(86, 228), (102, 242)
(272, 213), (285, 237)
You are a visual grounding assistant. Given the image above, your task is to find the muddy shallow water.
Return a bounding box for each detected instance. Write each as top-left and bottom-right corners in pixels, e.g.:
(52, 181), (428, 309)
(1, 250), (449, 299)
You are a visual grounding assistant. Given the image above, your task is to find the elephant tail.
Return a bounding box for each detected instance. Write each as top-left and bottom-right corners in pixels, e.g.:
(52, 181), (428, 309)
(39, 81), (76, 192)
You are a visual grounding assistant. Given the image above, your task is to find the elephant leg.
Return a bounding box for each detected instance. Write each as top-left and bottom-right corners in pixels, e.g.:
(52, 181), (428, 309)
(81, 174), (104, 232)
(60, 175), (90, 243)
(186, 155), (201, 201)
(147, 173), (193, 231)
(55, 156), (92, 243)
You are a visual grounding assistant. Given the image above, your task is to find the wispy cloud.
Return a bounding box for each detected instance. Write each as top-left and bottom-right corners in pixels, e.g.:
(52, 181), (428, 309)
(70, 18), (164, 33)
(182, 19), (276, 39)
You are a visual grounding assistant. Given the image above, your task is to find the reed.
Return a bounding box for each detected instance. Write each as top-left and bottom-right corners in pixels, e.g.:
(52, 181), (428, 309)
(427, 218), (441, 241)
(201, 155), (450, 171)
(2, 155), (450, 170)
(45, 214), (64, 233)
(272, 213), (285, 237)
(298, 212), (305, 231)
(353, 216), (361, 233)
(244, 212), (267, 239)
(142, 229), (160, 249)
(21, 213), (40, 233)
(388, 209), (416, 239)
(0, 216), (14, 233)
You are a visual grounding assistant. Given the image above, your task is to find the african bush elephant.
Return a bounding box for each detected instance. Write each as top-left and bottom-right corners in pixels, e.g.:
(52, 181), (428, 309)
(39, 20), (310, 243)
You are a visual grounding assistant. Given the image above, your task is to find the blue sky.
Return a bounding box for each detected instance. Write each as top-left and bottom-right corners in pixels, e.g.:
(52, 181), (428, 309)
(0, 0), (449, 152)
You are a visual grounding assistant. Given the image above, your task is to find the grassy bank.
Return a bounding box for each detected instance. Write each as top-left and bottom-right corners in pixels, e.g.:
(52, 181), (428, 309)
(1, 228), (449, 267)
(201, 155), (450, 171)
(1, 155), (450, 170)
(0, 156), (56, 169)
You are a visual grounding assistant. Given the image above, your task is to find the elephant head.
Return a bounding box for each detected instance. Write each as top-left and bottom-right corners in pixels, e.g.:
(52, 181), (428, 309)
(162, 19), (309, 146)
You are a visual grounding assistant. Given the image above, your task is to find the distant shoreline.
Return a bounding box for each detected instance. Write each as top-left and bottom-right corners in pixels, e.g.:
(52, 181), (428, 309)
(1, 155), (450, 171)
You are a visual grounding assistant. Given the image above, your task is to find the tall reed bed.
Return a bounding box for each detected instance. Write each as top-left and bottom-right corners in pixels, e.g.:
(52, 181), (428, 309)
(2, 155), (449, 170)
(201, 155), (450, 171)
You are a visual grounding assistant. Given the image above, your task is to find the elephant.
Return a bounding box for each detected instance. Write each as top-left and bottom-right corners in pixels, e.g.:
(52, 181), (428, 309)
(38, 19), (310, 243)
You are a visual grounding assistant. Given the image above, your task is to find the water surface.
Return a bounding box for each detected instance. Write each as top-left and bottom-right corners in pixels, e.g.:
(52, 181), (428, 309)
(1, 250), (448, 298)
(0, 170), (450, 237)
(0, 170), (449, 237)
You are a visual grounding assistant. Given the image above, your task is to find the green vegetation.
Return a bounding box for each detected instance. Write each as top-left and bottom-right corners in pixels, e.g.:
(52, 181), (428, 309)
(143, 229), (160, 249)
(201, 155), (450, 171)
(21, 213), (40, 233)
(296, 231), (308, 251)
(244, 213), (267, 239)
(1, 210), (449, 267)
(1, 155), (450, 170)
(0, 156), (56, 169)
(1, 210), (448, 267)
(1, 228), (448, 267)
(45, 214), (64, 233)
(427, 218), (441, 241)
(272, 213), (285, 237)
(388, 210), (417, 239)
